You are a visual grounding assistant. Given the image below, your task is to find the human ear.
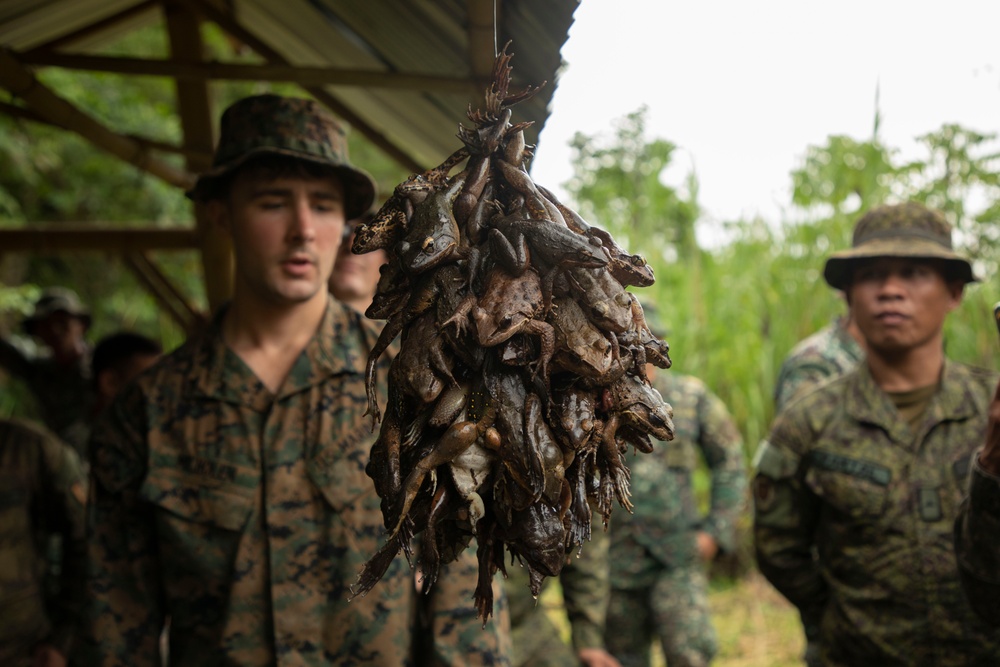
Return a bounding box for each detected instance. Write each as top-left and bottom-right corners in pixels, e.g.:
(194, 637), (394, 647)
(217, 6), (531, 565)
(205, 199), (231, 234)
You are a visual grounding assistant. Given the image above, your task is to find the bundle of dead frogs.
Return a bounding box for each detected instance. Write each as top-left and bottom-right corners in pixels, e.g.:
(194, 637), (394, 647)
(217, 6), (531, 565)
(351, 45), (674, 620)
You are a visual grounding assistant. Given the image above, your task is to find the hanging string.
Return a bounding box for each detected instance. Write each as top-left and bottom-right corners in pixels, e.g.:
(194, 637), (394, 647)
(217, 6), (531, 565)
(493, 0), (498, 57)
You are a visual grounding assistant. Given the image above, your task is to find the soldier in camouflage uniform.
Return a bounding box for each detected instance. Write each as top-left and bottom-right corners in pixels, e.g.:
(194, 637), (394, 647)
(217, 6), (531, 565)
(0, 288), (95, 455)
(506, 527), (619, 667)
(773, 313), (864, 412)
(0, 418), (87, 667)
(754, 201), (1000, 665)
(80, 94), (509, 666)
(606, 368), (747, 667)
(955, 379), (1000, 627)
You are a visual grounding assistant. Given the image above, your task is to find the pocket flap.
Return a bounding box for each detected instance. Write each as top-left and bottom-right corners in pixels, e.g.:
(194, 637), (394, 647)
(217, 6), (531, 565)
(140, 469), (255, 531)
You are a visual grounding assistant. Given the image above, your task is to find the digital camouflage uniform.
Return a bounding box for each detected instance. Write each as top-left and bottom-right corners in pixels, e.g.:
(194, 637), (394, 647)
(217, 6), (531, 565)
(506, 525), (611, 667)
(0, 337), (94, 456)
(607, 372), (747, 667)
(773, 316), (863, 412)
(955, 459), (1000, 627)
(81, 299), (509, 666)
(755, 362), (1000, 666)
(0, 418), (87, 666)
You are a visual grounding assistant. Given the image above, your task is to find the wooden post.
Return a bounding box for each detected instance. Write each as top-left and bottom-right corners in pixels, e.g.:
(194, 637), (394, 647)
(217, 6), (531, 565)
(164, 1), (232, 313)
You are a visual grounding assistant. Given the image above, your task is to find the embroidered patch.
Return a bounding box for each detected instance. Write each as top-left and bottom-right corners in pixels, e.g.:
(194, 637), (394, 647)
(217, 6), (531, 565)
(810, 450), (891, 487)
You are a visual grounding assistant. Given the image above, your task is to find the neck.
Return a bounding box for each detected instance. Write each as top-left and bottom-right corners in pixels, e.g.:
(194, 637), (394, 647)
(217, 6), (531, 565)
(222, 287), (328, 354)
(865, 334), (945, 393)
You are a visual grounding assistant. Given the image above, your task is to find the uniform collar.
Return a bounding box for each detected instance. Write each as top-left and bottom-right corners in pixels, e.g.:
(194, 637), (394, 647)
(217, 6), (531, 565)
(845, 359), (978, 444)
(190, 296), (372, 408)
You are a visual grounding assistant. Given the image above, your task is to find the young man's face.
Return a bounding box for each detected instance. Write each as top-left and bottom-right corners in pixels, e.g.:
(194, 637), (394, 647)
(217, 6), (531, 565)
(847, 257), (963, 356)
(213, 170), (347, 306)
(33, 311), (86, 352)
(330, 230), (386, 310)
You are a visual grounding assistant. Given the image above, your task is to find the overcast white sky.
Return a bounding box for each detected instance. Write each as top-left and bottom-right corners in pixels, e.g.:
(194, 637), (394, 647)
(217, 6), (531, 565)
(530, 0), (1000, 230)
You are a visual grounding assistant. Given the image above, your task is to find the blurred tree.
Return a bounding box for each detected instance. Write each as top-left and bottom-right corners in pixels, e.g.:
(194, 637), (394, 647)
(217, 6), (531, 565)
(564, 106), (699, 258)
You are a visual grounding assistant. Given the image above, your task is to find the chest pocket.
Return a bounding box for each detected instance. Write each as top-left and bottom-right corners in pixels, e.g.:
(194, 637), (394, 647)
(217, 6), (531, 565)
(140, 468), (255, 574)
(805, 449), (891, 520)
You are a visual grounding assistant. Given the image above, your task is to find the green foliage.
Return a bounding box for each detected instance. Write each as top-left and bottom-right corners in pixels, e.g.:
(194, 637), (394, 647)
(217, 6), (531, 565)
(565, 106), (699, 255)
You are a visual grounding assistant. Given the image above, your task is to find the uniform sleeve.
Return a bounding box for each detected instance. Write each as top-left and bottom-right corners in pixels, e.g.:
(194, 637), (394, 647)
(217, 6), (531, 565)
(418, 544), (513, 667)
(752, 421), (827, 636)
(774, 357), (837, 413)
(955, 458), (1000, 626)
(78, 382), (164, 667)
(37, 431), (88, 656)
(696, 387), (748, 554)
(562, 525), (610, 653)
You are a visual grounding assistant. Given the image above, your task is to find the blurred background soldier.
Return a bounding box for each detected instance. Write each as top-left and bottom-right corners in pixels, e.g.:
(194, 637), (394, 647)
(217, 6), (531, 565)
(506, 528), (620, 667)
(90, 331), (162, 418)
(606, 356), (747, 667)
(0, 287), (95, 455)
(773, 307), (864, 413)
(956, 379), (1000, 627)
(0, 419), (87, 667)
(329, 211), (387, 315)
(754, 202), (1000, 665)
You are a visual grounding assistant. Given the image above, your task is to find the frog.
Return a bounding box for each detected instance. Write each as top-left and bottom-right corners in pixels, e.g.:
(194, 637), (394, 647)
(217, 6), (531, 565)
(352, 145), (469, 254)
(396, 312), (455, 405)
(484, 361), (543, 512)
(365, 256), (411, 321)
(536, 183), (655, 287)
(600, 374), (675, 453)
(565, 266), (634, 334)
(388, 403), (497, 539)
(499, 499), (567, 598)
(443, 266), (554, 383)
(548, 297), (617, 381)
(490, 209), (608, 279)
(525, 391), (569, 507)
(397, 173), (467, 275)
(551, 385), (600, 454)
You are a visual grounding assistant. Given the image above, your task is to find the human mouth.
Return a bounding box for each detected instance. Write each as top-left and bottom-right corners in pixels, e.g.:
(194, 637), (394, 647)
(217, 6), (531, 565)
(282, 254), (315, 276)
(875, 311), (908, 326)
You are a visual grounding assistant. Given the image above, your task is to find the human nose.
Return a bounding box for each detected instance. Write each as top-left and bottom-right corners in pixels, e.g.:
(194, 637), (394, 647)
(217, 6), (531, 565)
(876, 270), (906, 299)
(288, 198), (317, 243)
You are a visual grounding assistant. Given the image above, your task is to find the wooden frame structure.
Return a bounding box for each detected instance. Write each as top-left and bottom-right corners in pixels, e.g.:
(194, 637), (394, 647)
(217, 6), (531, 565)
(0, 0), (577, 329)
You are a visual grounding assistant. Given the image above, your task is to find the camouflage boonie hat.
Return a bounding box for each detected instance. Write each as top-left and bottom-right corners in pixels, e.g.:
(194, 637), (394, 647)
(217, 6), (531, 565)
(23, 287), (91, 334)
(823, 201), (976, 290)
(187, 94), (377, 219)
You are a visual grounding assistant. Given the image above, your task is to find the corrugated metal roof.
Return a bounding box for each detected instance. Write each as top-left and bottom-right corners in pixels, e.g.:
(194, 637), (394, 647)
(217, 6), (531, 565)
(0, 0), (577, 171)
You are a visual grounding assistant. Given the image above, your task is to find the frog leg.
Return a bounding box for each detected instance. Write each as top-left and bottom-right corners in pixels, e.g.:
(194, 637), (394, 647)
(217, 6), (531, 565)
(487, 227), (529, 276)
(390, 418), (481, 539)
(418, 483), (451, 593)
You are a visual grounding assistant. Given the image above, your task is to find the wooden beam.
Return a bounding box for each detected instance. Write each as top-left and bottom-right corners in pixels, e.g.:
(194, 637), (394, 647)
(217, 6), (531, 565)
(187, 0), (424, 173)
(124, 252), (206, 333)
(0, 227), (200, 252)
(0, 100), (211, 161)
(23, 1), (161, 56)
(19, 52), (476, 93)
(164, 0), (232, 313)
(0, 48), (195, 190)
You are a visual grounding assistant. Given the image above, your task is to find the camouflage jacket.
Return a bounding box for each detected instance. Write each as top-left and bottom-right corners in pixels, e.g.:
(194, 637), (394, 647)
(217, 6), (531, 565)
(755, 361), (1000, 666)
(610, 373), (746, 589)
(0, 419), (87, 664)
(955, 458), (1000, 627)
(773, 317), (864, 412)
(81, 298), (507, 667)
(0, 337), (94, 455)
(507, 524), (610, 662)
